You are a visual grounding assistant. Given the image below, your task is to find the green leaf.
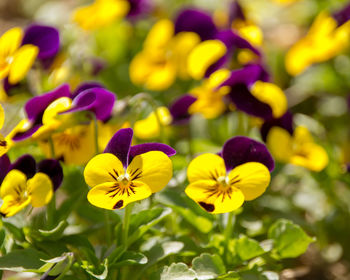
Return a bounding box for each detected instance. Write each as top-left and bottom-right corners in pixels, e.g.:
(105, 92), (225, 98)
(38, 221), (68, 240)
(82, 258), (108, 280)
(235, 236), (265, 261)
(0, 248), (48, 272)
(192, 253), (226, 280)
(218, 271), (240, 280)
(129, 208), (164, 232)
(2, 221), (25, 241)
(111, 251), (147, 267)
(268, 219), (314, 259)
(127, 208), (172, 246)
(160, 263), (196, 280)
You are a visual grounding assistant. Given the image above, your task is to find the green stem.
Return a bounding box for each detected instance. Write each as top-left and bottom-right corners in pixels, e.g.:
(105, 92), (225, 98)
(105, 210), (112, 246)
(223, 211), (235, 261)
(47, 194), (56, 229)
(55, 256), (74, 280)
(122, 204), (133, 248)
(92, 115), (99, 155)
(48, 136), (56, 158)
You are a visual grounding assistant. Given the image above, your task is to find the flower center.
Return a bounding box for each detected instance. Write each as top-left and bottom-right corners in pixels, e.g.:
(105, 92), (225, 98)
(217, 175), (229, 187)
(117, 173), (130, 185)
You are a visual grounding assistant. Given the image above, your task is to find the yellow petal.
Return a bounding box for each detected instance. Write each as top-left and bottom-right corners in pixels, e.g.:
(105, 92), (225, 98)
(266, 127), (293, 162)
(185, 179), (244, 214)
(0, 195), (31, 217)
(187, 40), (227, 80)
(228, 162), (270, 201)
(0, 27), (23, 58)
(290, 142), (329, 172)
(134, 107), (172, 139)
(250, 81), (288, 118)
(170, 31), (201, 79)
(27, 172), (53, 207)
(187, 153), (226, 183)
(127, 151), (172, 193)
(8, 44), (38, 84)
(87, 181), (152, 210)
(237, 23), (263, 46)
(0, 134), (9, 157)
(0, 169), (27, 199)
(144, 19), (174, 50)
(293, 126), (313, 146)
(84, 152), (125, 187)
(129, 51), (177, 90)
(73, 0), (130, 30)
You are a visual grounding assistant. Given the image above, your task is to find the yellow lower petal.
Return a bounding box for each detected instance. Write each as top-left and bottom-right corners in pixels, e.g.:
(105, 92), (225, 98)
(266, 127), (293, 162)
(8, 44), (38, 84)
(0, 169), (27, 199)
(84, 152), (125, 187)
(228, 162), (270, 201)
(0, 195), (31, 217)
(27, 173), (53, 207)
(185, 179), (244, 214)
(250, 81), (288, 118)
(187, 153), (226, 183)
(87, 181), (152, 210)
(291, 142), (328, 172)
(187, 40), (227, 80)
(127, 151), (172, 193)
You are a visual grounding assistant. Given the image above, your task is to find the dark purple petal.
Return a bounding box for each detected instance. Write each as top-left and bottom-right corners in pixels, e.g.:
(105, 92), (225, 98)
(333, 3), (350, 26)
(104, 128), (133, 167)
(220, 64), (269, 88)
(72, 81), (104, 99)
(229, 1), (245, 24)
(228, 83), (273, 119)
(89, 58), (106, 76)
(260, 111), (294, 142)
(22, 24), (60, 60)
(12, 124), (41, 142)
(214, 29), (261, 56)
(169, 94), (197, 125)
(67, 88), (116, 121)
(129, 143), (176, 161)
(10, 154), (36, 179)
(0, 154), (11, 184)
(174, 9), (218, 40)
(24, 84), (71, 122)
(37, 159), (63, 191)
(205, 54), (229, 77)
(127, 0), (152, 18)
(222, 136), (274, 172)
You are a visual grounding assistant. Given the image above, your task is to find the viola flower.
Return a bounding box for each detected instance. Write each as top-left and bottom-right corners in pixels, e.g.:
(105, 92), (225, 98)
(73, 0), (130, 30)
(267, 125), (329, 172)
(169, 95), (197, 125)
(134, 107), (172, 139)
(175, 8), (261, 80)
(84, 128), (175, 210)
(221, 64), (288, 120)
(0, 154), (63, 217)
(185, 136), (274, 214)
(129, 19), (201, 90)
(11, 83), (115, 141)
(0, 27), (39, 85)
(286, 6), (350, 76)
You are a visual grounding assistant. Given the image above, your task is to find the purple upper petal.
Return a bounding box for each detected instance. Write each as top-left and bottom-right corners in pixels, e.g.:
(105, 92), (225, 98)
(222, 136), (274, 172)
(10, 154), (37, 179)
(68, 87), (116, 121)
(229, 1), (245, 24)
(129, 143), (176, 162)
(72, 81), (105, 99)
(37, 159), (63, 191)
(24, 84), (71, 123)
(127, 0), (152, 18)
(333, 3), (350, 26)
(0, 154), (11, 184)
(104, 128), (133, 167)
(169, 94), (197, 125)
(214, 29), (260, 56)
(260, 111), (294, 142)
(174, 9), (218, 40)
(22, 24), (60, 60)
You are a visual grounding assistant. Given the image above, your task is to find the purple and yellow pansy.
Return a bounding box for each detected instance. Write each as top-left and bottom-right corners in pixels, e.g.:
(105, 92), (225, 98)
(185, 136), (274, 214)
(262, 112), (329, 172)
(84, 128), (175, 210)
(0, 154), (63, 217)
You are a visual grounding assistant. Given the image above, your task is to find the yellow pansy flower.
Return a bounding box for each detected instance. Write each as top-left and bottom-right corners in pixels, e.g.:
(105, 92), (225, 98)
(0, 27), (38, 84)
